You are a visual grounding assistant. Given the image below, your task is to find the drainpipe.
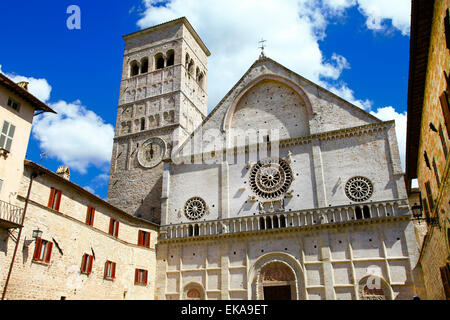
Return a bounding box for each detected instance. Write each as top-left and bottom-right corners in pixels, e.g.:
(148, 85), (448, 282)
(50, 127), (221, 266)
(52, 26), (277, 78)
(1, 171), (38, 300)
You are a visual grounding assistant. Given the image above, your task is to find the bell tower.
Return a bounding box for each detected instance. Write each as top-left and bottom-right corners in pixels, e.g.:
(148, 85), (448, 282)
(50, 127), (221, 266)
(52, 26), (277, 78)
(107, 17), (210, 223)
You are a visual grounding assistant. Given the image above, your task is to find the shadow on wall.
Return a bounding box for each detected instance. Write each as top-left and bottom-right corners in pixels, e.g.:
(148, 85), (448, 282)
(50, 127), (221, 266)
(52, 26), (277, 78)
(136, 175), (163, 224)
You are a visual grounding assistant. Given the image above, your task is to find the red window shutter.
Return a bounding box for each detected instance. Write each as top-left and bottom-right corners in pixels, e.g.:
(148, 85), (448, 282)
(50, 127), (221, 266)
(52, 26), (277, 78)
(81, 254), (87, 272)
(134, 269), (139, 284)
(146, 232), (151, 248)
(44, 241), (53, 263)
(54, 190), (62, 211)
(144, 270), (148, 285)
(33, 238), (42, 261)
(114, 221), (120, 238)
(91, 208), (95, 225)
(109, 218), (114, 235)
(138, 230), (143, 246)
(48, 188), (55, 208)
(104, 261), (108, 278)
(112, 262), (116, 279)
(87, 255), (93, 274)
(86, 207), (91, 224)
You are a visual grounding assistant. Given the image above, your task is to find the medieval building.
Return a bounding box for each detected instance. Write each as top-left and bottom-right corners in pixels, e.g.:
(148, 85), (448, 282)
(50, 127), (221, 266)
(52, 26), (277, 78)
(406, 0), (450, 300)
(0, 16), (428, 300)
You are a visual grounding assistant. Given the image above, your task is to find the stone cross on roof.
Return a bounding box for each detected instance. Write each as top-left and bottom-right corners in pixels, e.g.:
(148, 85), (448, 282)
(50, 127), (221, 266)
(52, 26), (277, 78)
(259, 38), (267, 59)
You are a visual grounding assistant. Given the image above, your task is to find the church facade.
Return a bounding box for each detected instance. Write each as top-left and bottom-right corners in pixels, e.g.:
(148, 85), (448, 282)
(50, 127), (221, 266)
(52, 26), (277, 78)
(108, 17), (421, 300)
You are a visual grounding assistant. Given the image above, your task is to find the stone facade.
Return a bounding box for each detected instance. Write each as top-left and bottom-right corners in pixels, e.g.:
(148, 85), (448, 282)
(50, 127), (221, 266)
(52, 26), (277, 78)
(406, 0), (450, 300)
(107, 18), (210, 224)
(155, 55), (420, 300)
(0, 163), (158, 300)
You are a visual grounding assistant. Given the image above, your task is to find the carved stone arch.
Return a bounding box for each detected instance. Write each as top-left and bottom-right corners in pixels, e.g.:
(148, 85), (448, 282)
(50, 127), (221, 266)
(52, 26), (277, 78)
(248, 252), (305, 300)
(183, 282), (205, 300)
(154, 53), (165, 70)
(222, 74), (314, 134)
(130, 60), (140, 77)
(357, 275), (393, 300)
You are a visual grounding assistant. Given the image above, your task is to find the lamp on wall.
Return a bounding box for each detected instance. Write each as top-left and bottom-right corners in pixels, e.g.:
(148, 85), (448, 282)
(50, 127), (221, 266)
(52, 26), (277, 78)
(32, 228), (43, 240)
(411, 203), (440, 228)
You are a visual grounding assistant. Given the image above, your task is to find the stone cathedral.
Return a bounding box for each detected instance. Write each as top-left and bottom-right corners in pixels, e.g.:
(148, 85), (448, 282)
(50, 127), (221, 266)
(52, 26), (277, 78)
(107, 17), (420, 300)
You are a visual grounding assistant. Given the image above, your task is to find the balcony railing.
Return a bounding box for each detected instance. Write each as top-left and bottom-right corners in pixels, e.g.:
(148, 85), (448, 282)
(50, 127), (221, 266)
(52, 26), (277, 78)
(160, 199), (410, 240)
(0, 200), (24, 228)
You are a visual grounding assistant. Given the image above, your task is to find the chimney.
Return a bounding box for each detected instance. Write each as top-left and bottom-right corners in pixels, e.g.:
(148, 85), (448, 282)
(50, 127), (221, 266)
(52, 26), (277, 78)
(56, 166), (70, 181)
(17, 81), (29, 91)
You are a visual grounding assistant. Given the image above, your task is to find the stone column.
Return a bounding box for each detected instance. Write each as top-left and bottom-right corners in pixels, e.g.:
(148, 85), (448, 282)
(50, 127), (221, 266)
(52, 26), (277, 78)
(220, 161), (230, 219)
(161, 160), (171, 225)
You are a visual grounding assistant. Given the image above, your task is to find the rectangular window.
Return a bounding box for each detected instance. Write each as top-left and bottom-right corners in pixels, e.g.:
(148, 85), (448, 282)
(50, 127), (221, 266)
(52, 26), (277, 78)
(104, 260), (116, 280)
(32, 238), (53, 263)
(0, 121), (15, 152)
(138, 230), (151, 248)
(109, 218), (119, 238)
(85, 206), (95, 226)
(48, 187), (62, 211)
(0, 179), (3, 194)
(425, 181), (435, 211)
(134, 268), (148, 286)
(440, 263), (450, 300)
(7, 97), (20, 112)
(439, 124), (448, 159)
(81, 253), (94, 274)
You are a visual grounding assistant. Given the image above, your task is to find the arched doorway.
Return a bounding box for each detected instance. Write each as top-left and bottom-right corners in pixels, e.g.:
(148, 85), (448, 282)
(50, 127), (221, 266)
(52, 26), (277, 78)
(260, 262), (296, 300)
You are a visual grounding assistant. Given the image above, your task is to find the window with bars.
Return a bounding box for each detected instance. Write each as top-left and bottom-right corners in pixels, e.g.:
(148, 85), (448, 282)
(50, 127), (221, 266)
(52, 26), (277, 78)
(81, 253), (94, 274)
(134, 268), (148, 286)
(85, 206), (95, 226)
(104, 260), (116, 280)
(48, 187), (62, 211)
(138, 230), (151, 248)
(0, 120), (15, 152)
(32, 238), (53, 263)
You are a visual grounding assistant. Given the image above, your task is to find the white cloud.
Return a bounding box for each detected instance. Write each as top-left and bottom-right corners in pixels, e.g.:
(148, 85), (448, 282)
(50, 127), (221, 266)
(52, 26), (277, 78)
(137, 0), (354, 111)
(370, 106), (407, 170)
(323, 0), (411, 35)
(0, 65), (52, 102)
(32, 100), (114, 174)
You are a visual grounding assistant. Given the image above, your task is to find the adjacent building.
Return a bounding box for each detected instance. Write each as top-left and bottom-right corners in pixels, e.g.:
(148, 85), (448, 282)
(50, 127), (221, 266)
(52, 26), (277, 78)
(406, 0), (450, 300)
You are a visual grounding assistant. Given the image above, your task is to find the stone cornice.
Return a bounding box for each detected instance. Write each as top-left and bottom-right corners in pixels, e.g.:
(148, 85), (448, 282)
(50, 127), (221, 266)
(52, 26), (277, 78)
(173, 120), (395, 161)
(113, 124), (179, 141)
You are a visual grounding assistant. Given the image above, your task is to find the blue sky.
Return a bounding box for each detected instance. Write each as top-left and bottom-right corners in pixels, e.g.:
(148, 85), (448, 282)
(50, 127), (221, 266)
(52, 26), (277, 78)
(0, 0), (412, 199)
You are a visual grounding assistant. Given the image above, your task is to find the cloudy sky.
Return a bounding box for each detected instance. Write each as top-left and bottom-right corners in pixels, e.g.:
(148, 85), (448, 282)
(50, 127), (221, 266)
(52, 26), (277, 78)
(0, 0), (412, 198)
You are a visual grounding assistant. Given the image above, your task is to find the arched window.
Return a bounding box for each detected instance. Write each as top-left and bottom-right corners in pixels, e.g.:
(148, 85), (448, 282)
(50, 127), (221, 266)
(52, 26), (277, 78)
(194, 224), (199, 236)
(198, 72), (205, 89)
(280, 215), (287, 228)
(155, 53), (165, 70)
(140, 118), (145, 131)
(130, 60), (139, 77)
(188, 225), (194, 237)
(188, 59), (194, 74)
(266, 217), (272, 229)
(185, 53), (190, 69)
(140, 57), (149, 74)
(260, 217), (265, 230)
(355, 207), (363, 220)
(363, 206), (371, 219)
(166, 50), (175, 67)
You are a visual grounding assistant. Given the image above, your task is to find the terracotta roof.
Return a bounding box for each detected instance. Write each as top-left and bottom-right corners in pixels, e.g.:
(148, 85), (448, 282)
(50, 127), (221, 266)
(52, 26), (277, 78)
(0, 73), (56, 114)
(24, 160), (159, 228)
(406, 0), (435, 180)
